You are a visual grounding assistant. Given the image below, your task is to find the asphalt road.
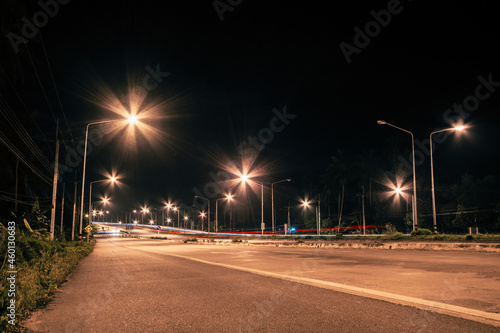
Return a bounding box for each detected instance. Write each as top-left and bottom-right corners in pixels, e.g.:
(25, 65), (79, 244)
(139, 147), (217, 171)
(23, 238), (500, 332)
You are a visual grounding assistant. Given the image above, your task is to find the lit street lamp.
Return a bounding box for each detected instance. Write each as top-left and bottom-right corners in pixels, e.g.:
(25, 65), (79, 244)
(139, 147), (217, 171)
(216, 194), (233, 233)
(173, 207), (180, 228)
(200, 212), (206, 231)
(195, 196), (210, 232)
(430, 125), (466, 233)
(302, 200), (321, 236)
(240, 176), (264, 232)
(377, 120), (418, 231)
(79, 116), (137, 234)
(271, 179), (291, 232)
(89, 177), (115, 224)
(392, 186), (414, 231)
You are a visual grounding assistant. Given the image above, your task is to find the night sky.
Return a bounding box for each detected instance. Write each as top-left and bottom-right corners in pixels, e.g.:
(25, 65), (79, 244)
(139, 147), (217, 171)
(1, 0), (499, 226)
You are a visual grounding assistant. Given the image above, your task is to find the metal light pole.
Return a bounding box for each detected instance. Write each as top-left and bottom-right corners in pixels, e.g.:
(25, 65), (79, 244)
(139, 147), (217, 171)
(271, 179), (291, 232)
(215, 195), (232, 233)
(79, 117), (136, 235)
(255, 182), (264, 232)
(430, 125), (465, 234)
(195, 196), (210, 232)
(302, 200), (320, 235)
(377, 120), (418, 232)
(89, 177), (115, 225)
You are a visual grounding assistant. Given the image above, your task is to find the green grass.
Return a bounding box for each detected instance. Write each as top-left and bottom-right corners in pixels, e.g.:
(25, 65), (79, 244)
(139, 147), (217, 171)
(0, 234), (94, 331)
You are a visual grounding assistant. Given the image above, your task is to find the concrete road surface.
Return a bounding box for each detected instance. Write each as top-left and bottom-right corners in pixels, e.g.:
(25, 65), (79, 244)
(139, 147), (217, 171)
(23, 238), (500, 332)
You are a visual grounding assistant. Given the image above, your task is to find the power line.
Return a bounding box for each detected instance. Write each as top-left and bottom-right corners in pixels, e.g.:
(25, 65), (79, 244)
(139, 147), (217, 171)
(0, 95), (54, 173)
(0, 131), (52, 185)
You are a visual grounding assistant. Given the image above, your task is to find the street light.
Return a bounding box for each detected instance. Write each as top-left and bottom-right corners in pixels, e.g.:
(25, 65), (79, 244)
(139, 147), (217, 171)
(215, 194), (233, 233)
(271, 179), (291, 232)
(79, 116), (137, 234)
(89, 177), (116, 224)
(173, 207), (180, 228)
(302, 199), (321, 235)
(377, 120), (418, 232)
(200, 212), (206, 230)
(391, 186), (414, 231)
(430, 125), (466, 233)
(195, 196), (210, 232)
(240, 176), (264, 232)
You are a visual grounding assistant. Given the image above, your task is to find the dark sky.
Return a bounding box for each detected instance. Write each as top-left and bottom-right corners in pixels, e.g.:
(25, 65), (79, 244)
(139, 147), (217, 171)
(1, 0), (499, 222)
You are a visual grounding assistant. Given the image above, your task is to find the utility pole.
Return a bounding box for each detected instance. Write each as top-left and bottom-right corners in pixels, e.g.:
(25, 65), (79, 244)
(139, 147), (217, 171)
(72, 181), (78, 241)
(60, 182), (65, 236)
(14, 158), (19, 212)
(50, 120), (60, 241)
(287, 202), (290, 229)
(362, 185), (366, 235)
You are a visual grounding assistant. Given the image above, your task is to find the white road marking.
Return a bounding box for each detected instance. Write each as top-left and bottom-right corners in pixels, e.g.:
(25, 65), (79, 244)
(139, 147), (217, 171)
(164, 252), (500, 327)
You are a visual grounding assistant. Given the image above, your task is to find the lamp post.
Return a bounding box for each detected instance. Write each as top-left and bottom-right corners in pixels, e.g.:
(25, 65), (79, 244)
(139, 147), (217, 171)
(89, 177), (115, 224)
(393, 187), (414, 231)
(173, 207), (180, 228)
(79, 116), (137, 234)
(377, 120), (418, 232)
(430, 125), (465, 234)
(195, 196), (210, 232)
(302, 200), (320, 236)
(240, 176), (264, 232)
(216, 194), (232, 233)
(200, 212), (206, 231)
(271, 179), (291, 232)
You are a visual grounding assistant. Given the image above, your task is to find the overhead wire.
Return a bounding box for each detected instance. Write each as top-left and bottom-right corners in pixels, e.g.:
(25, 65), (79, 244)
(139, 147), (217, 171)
(0, 131), (52, 185)
(0, 95), (55, 173)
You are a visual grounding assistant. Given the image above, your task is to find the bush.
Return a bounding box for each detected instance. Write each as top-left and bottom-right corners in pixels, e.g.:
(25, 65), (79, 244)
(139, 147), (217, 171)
(411, 228), (433, 236)
(465, 234), (473, 241)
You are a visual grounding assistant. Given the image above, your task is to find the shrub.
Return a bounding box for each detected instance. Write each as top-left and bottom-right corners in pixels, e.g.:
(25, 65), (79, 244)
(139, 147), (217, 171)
(411, 228), (433, 236)
(465, 234), (473, 241)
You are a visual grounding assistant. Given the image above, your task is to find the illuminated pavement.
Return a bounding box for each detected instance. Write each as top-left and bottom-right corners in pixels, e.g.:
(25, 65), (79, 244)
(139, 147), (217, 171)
(23, 238), (500, 332)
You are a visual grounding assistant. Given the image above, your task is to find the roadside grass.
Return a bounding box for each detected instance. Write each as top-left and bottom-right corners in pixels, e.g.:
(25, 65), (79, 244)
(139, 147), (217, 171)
(0, 231), (94, 332)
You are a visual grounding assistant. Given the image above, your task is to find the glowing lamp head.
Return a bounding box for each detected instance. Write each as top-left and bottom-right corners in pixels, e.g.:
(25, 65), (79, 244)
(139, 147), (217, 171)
(128, 115), (137, 124)
(184, 216), (188, 220)
(454, 125), (465, 131)
(377, 120), (387, 125)
(395, 187), (402, 195)
(226, 194), (233, 200)
(200, 212), (206, 218)
(302, 201), (309, 207)
(240, 175), (248, 182)
(110, 177), (116, 182)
